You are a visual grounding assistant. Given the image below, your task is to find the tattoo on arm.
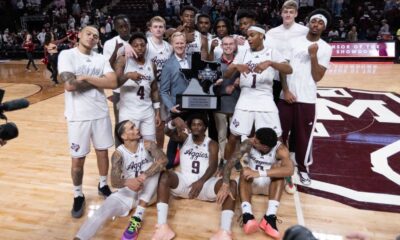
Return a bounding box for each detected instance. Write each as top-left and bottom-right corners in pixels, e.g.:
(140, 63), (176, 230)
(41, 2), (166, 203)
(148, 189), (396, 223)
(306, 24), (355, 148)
(110, 151), (125, 188)
(60, 72), (94, 91)
(144, 142), (167, 177)
(222, 139), (252, 184)
(114, 56), (128, 87)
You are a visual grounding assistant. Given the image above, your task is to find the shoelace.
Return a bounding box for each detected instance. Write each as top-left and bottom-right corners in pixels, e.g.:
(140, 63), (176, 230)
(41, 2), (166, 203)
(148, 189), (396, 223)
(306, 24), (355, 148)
(267, 215), (283, 230)
(128, 217), (141, 232)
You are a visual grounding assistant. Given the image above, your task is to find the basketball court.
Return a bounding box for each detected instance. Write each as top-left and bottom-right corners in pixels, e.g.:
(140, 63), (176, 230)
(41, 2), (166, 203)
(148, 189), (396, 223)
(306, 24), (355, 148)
(0, 60), (399, 239)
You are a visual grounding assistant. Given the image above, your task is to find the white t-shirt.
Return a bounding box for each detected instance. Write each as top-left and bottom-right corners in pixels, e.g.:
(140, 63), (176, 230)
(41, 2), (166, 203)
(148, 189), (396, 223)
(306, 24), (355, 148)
(103, 35), (129, 93)
(210, 37), (223, 60)
(119, 58), (156, 120)
(283, 36), (332, 103)
(180, 134), (211, 181)
(146, 37), (172, 78)
(58, 47), (114, 121)
(265, 23), (309, 79)
(233, 46), (285, 112)
(248, 142), (281, 171)
(117, 140), (154, 179)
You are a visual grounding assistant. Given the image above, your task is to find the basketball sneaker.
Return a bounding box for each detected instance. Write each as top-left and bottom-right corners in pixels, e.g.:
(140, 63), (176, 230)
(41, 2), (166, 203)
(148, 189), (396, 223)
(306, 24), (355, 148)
(284, 176), (297, 194)
(259, 214), (281, 239)
(209, 229), (232, 240)
(71, 195), (85, 218)
(98, 183), (112, 198)
(151, 224), (175, 240)
(241, 213), (258, 234)
(299, 171), (311, 185)
(121, 216), (141, 240)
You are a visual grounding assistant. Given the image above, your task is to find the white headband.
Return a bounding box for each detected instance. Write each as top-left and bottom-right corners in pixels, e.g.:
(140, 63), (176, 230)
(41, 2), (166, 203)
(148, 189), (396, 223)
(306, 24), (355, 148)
(248, 26), (266, 35)
(310, 14), (327, 27)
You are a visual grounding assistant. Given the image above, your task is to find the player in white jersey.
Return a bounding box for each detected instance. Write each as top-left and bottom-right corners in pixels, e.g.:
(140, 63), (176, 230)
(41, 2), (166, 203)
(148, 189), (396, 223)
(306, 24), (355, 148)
(152, 114), (237, 240)
(216, 24), (292, 208)
(277, 9), (332, 185)
(74, 120), (167, 240)
(146, 16), (173, 148)
(237, 128), (293, 239)
(58, 26), (118, 218)
(114, 32), (161, 142)
(103, 15), (131, 147)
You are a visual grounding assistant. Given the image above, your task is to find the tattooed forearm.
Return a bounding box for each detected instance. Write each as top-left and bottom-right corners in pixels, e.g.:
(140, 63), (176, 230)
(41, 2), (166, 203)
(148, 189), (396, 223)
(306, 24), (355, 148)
(60, 72), (94, 91)
(222, 159), (235, 184)
(144, 142), (167, 177)
(150, 80), (160, 103)
(110, 151), (125, 188)
(222, 139), (252, 184)
(114, 56), (129, 87)
(71, 167), (83, 186)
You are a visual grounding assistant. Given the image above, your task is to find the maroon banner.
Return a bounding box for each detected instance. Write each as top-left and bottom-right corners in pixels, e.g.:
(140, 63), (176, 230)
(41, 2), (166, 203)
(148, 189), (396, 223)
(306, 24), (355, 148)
(330, 42), (395, 58)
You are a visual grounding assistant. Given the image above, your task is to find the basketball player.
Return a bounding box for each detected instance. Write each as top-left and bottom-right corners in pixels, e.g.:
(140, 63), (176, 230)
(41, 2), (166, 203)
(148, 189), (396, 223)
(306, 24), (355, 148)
(114, 32), (161, 142)
(208, 17), (234, 61)
(235, 9), (256, 53)
(277, 9), (332, 185)
(103, 14), (131, 147)
(265, 0), (309, 194)
(74, 120), (167, 240)
(216, 24), (292, 204)
(239, 128), (294, 239)
(58, 26), (118, 218)
(146, 16), (173, 149)
(167, 6), (208, 59)
(152, 114), (237, 240)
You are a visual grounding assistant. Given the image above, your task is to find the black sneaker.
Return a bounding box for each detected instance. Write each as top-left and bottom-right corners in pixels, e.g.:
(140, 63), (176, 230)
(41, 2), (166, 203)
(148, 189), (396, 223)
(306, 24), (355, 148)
(242, 212), (255, 225)
(98, 183), (112, 198)
(259, 214), (281, 238)
(71, 195), (85, 218)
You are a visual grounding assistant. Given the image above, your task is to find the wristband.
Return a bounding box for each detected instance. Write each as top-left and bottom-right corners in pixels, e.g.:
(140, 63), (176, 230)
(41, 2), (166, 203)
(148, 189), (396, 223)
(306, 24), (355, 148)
(167, 121), (176, 130)
(153, 102), (160, 109)
(259, 170), (267, 177)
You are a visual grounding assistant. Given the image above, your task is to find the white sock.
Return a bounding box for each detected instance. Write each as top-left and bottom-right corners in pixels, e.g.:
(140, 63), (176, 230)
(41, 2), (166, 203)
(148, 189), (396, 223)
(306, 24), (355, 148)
(266, 200), (280, 216)
(241, 201), (253, 215)
(133, 205), (146, 220)
(220, 210), (234, 232)
(99, 175), (108, 188)
(157, 202), (169, 225)
(73, 185), (83, 197)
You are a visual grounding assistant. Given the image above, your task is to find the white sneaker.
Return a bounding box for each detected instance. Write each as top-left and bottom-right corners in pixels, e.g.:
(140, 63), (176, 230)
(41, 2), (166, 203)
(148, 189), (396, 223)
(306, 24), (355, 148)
(284, 176), (297, 194)
(299, 171), (311, 185)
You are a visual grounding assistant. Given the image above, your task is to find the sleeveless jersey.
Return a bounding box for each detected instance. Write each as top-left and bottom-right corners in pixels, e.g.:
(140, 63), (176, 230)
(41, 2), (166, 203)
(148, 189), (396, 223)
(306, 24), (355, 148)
(119, 57), (156, 119)
(146, 37), (172, 78)
(248, 142), (281, 172)
(117, 140), (154, 179)
(180, 134), (211, 181)
(186, 30), (202, 56)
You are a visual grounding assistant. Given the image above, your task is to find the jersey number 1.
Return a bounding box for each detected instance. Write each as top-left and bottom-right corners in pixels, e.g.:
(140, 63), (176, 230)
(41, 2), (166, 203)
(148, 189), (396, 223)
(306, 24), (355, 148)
(251, 74), (256, 88)
(137, 86), (145, 100)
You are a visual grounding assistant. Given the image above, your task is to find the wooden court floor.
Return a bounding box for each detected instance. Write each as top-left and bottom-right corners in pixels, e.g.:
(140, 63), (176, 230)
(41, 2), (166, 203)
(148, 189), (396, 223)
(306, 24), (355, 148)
(0, 60), (399, 240)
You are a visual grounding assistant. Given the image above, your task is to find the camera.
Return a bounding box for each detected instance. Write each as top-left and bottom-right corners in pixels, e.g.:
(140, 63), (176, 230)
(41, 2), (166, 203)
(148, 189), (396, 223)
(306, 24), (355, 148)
(0, 89), (30, 141)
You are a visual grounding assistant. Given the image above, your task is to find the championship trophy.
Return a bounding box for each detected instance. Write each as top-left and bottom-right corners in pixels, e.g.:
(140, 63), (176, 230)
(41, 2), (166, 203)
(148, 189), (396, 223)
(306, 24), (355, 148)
(176, 52), (221, 110)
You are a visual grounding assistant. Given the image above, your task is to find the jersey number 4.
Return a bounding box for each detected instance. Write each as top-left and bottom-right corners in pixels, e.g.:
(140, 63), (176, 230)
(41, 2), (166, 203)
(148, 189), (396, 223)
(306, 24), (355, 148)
(137, 86), (145, 100)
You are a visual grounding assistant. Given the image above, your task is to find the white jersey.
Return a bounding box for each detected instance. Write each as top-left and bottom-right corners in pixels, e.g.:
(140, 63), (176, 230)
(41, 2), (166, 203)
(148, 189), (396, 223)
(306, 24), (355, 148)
(146, 37), (173, 78)
(283, 36), (332, 104)
(248, 142), (281, 171)
(117, 140), (154, 179)
(58, 47), (114, 121)
(265, 23), (308, 80)
(186, 30), (202, 56)
(103, 35), (129, 93)
(180, 134), (211, 181)
(233, 46), (285, 112)
(119, 57), (156, 119)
